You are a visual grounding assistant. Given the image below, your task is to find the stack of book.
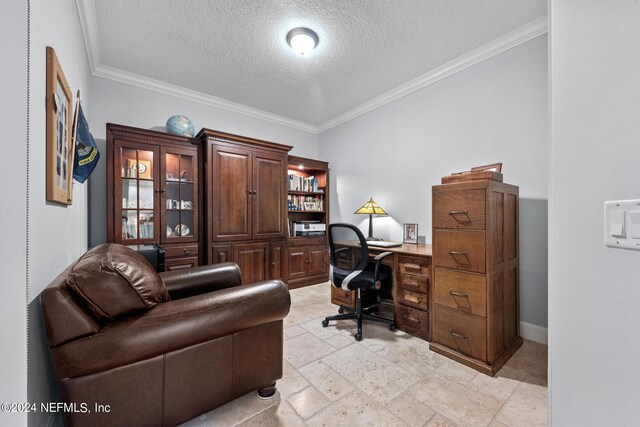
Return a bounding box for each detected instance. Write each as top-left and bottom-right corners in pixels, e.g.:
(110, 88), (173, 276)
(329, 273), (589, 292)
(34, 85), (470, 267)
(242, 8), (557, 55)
(288, 174), (320, 192)
(288, 195), (323, 211)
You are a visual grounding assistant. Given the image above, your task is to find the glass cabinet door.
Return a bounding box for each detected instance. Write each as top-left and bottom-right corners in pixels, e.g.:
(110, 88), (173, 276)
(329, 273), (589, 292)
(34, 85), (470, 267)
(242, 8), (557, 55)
(162, 148), (197, 242)
(117, 145), (158, 243)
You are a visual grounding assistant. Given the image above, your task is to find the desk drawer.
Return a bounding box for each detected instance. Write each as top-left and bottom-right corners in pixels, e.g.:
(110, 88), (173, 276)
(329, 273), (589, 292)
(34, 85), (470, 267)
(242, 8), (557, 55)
(433, 230), (486, 273)
(330, 285), (355, 309)
(164, 244), (199, 259)
(395, 304), (428, 340)
(434, 268), (486, 317)
(397, 289), (428, 310)
(433, 305), (486, 361)
(397, 273), (428, 293)
(433, 188), (486, 230)
(398, 256), (430, 276)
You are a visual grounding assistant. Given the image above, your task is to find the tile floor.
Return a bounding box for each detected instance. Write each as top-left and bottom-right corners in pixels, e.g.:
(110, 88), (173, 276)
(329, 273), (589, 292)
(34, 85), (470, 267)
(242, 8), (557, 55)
(182, 283), (547, 427)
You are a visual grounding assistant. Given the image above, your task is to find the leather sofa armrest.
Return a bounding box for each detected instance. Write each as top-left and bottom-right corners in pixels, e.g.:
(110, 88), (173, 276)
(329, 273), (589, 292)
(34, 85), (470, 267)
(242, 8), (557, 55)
(51, 280), (290, 379)
(159, 262), (241, 300)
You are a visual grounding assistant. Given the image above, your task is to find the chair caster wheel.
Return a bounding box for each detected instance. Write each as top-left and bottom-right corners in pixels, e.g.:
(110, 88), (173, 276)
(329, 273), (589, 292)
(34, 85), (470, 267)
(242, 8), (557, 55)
(355, 333), (362, 341)
(389, 323), (396, 332)
(338, 307), (344, 314)
(322, 320), (329, 327)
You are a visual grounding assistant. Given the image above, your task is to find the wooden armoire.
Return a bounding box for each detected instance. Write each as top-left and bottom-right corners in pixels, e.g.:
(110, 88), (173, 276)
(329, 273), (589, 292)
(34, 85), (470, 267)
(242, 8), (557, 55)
(198, 129), (292, 284)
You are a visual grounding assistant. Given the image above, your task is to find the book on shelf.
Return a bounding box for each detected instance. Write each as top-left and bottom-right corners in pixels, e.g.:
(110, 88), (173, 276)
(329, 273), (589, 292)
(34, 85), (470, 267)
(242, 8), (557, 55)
(287, 194), (323, 211)
(288, 173), (319, 192)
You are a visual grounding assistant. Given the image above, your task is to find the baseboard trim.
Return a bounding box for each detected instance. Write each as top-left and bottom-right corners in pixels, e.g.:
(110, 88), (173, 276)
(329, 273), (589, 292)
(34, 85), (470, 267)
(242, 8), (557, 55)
(520, 321), (548, 345)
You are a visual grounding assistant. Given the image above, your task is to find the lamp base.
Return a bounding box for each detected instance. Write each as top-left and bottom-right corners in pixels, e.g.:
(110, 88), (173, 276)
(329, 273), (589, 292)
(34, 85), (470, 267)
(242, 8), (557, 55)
(366, 236), (383, 241)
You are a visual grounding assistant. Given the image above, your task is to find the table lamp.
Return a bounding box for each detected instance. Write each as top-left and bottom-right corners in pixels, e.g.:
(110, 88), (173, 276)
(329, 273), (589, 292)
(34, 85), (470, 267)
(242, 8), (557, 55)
(354, 197), (388, 241)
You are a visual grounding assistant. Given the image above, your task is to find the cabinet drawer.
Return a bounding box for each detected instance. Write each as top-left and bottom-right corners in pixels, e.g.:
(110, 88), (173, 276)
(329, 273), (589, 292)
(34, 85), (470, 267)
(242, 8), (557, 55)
(164, 244), (199, 258)
(433, 230), (485, 273)
(164, 256), (199, 271)
(398, 256), (430, 276)
(288, 236), (326, 246)
(433, 305), (486, 361)
(395, 304), (428, 340)
(397, 289), (428, 310)
(433, 188), (486, 230)
(397, 273), (428, 293)
(331, 285), (355, 309)
(434, 268), (486, 317)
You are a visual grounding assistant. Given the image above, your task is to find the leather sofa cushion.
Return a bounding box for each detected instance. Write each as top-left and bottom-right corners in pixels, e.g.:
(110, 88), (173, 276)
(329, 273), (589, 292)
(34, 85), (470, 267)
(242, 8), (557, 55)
(67, 244), (170, 321)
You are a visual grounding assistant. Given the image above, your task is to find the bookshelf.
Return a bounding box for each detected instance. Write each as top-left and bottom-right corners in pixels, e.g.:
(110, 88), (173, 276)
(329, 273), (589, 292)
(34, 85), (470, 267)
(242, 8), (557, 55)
(286, 155), (329, 288)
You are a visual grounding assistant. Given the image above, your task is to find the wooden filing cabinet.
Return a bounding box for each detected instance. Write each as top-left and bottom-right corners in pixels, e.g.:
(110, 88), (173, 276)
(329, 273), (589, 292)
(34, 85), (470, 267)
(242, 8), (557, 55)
(430, 180), (522, 376)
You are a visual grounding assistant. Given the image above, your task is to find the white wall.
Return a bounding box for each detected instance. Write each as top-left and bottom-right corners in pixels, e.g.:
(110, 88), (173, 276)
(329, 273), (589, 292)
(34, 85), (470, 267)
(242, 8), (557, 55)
(549, 1), (640, 425)
(0, 1), (28, 425)
(87, 77), (319, 246)
(318, 35), (548, 330)
(27, 0), (94, 425)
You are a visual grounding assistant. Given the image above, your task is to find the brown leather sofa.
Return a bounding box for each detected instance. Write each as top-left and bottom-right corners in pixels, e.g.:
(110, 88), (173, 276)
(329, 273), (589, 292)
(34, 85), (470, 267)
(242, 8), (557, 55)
(41, 243), (290, 427)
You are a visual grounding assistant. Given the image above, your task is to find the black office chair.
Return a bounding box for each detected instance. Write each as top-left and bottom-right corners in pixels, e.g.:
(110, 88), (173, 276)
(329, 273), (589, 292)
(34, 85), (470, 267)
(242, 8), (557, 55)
(322, 223), (395, 341)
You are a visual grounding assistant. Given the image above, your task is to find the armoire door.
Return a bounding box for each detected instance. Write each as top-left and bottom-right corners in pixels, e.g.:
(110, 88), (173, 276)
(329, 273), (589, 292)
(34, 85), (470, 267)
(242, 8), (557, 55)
(252, 151), (286, 239)
(234, 242), (269, 284)
(210, 145), (252, 241)
(307, 246), (327, 277)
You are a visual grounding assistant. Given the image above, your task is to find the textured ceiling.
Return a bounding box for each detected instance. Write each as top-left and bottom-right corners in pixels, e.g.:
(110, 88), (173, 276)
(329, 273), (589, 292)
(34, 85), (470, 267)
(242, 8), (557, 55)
(87, 0), (547, 130)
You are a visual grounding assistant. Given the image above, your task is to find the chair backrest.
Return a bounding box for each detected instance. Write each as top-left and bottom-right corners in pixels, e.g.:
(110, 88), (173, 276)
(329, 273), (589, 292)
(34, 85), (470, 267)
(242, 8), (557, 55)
(328, 223), (369, 273)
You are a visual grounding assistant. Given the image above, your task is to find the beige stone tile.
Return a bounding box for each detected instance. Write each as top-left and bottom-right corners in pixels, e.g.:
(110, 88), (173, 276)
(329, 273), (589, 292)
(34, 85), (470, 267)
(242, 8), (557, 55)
(278, 361), (310, 398)
(287, 386), (331, 419)
(469, 364), (526, 402)
(284, 306), (314, 327)
(386, 393), (436, 427)
(354, 321), (401, 352)
(298, 360), (355, 401)
(285, 332), (336, 368)
(426, 413), (460, 426)
(324, 333), (354, 350)
(300, 316), (345, 339)
(284, 325), (307, 338)
(503, 340), (548, 383)
(377, 335), (446, 376)
(306, 390), (405, 427)
(493, 376), (547, 426)
(321, 343), (419, 405)
(433, 360), (479, 382)
(180, 389), (279, 426)
(299, 303), (338, 319)
(236, 400), (305, 427)
(408, 372), (503, 427)
(488, 420), (509, 427)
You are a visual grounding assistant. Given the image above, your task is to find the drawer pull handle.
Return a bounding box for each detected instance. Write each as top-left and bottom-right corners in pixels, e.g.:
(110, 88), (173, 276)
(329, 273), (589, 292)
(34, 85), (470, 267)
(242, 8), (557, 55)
(448, 210), (469, 216)
(448, 290), (469, 298)
(448, 250), (468, 256)
(183, 249), (192, 255)
(405, 294), (420, 303)
(450, 330), (469, 340)
(405, 263), (422, 271)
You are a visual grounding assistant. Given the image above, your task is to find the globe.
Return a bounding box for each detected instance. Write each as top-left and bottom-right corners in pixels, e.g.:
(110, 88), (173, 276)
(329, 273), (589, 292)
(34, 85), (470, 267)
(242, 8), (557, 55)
(165, 115), (195, 137)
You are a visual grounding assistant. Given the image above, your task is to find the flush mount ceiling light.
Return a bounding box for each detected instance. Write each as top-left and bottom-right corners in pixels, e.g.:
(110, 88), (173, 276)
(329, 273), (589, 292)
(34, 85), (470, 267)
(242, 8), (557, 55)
(286, 27), (319, 55)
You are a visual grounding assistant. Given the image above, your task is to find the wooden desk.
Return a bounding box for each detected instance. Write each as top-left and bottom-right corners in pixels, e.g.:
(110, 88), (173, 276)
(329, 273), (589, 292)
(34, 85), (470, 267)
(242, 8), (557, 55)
(329, 243), (432, 341)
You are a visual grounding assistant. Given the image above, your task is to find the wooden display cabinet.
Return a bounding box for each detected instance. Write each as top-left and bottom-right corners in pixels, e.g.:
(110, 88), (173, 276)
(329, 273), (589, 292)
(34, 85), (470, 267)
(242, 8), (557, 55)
(106, 124), (202, 271)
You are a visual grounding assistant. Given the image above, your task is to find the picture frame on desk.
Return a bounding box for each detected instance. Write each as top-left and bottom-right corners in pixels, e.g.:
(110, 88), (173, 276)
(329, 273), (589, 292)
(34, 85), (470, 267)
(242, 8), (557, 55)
(403, 223), (418, 244)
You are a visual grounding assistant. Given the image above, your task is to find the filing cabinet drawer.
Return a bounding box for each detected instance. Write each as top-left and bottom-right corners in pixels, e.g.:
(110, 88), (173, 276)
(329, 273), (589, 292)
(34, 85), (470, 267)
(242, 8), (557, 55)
(330, 285), (355, 309)
(433, 305), (487, 361)
(433, 188), (486, 230)
(433, 230), (486, 273)
(398, 256), (430, 276)
(165, 256), (199, 271)
(397, 289), (428, 310)
(164, 244), (199, 258)
(434, 268), (486, 317)
(397, 273), (429, 293)
(396, 304), (428, 340)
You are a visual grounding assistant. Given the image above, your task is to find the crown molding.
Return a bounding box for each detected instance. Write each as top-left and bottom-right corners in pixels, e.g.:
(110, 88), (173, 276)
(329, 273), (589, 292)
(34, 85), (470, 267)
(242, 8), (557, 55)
(317, 16), (548, 133)
(76, 0), (101, 72)
(92, 64), (318, 133)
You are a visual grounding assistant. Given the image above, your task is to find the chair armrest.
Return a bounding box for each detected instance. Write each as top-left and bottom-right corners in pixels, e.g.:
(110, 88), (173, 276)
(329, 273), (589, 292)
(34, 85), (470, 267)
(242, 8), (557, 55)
(158, 262), (241, 300)
(373, 251), (393, 282)
(51, 280), (291, 379)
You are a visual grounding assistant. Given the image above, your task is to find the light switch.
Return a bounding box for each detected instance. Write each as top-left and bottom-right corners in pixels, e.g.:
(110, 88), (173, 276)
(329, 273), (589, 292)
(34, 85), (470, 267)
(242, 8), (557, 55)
(630, 211), (640, 239)
(605, 200), (640, 250)
(610, 209), (625, 237)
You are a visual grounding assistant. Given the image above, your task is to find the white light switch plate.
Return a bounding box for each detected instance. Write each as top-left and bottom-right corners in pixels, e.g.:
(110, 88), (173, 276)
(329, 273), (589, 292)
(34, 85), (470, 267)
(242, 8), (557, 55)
(604, 199), (640, 250)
